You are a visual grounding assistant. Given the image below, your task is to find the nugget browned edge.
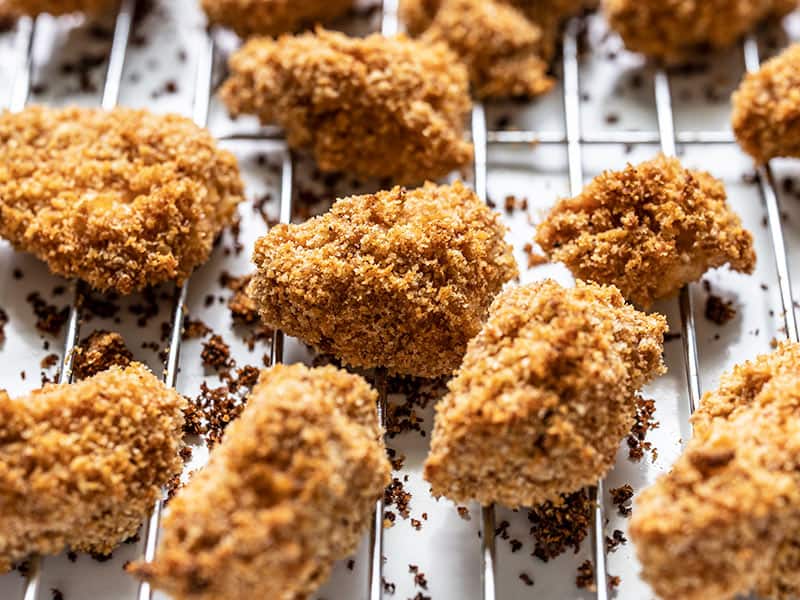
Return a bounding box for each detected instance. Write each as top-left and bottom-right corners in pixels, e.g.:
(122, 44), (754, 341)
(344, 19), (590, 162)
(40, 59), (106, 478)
(201, 0), (353, 38)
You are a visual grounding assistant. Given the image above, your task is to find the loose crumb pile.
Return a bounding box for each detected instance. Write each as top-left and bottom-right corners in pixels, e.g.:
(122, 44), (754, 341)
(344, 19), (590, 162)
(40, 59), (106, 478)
(527, 491), (592, 561)
(627, 396), (659, 462)
(72, 330), (133, 380)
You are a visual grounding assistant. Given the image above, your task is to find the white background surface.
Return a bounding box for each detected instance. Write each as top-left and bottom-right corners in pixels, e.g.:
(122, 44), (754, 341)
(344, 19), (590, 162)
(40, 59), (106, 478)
(1, 1), (800, 599)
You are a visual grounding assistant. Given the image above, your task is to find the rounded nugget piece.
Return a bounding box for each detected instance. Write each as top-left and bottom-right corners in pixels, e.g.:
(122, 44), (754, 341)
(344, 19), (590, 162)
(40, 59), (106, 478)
(129, 364), (391, 600)
(2, 0), (113, 15)
(733, 44), (800, 164)
(201, 0), (353, 37)
(247, 182), (518, 378)
(424, 280), (667, 508)
(535, 154), (756, 308)
(603, 0), (795, 63)
(0, 106), (244, 294)
(630, 342), (800, 600)
(220, 28), (473, 184)
(0, 363), (186, 572)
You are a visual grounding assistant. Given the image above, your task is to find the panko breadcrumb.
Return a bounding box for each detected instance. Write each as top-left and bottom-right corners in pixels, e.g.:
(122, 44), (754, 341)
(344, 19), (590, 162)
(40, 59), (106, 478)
(2, 0), (113, 15)
(247, 182), (518, 378)
(603, 0), (795, 63)
(732, 44), (800, 164)
(220, 28), (473, 184)
(630, 342), (800, 600)
(0, 106), (244, 294)
(201, 0), (353, 37)
(0, 363), (186, 572)
(424, 280), (667, 508)
(129, 364), (391, 600)
(535, 154), (756, 308)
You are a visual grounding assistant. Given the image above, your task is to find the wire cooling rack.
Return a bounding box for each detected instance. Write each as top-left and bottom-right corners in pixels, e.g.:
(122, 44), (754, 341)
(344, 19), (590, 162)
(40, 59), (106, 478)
(1, 1), (799, 599)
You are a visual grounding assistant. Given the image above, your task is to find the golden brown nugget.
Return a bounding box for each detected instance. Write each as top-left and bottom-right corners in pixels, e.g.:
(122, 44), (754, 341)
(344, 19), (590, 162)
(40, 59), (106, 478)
(129, 364), (391, 600)
(247, 182), (518, 378)
(202, 0), (353, 37)
(733, 43), (800, 164)
(630, 343), (800, 600)
(0, 106), (243, 294)
(604, 0), (795, 63)
(220, 28), (473, 184)
(536, 154), (756, 308)
(424, 280), (667, 508)
(0, 363), (186, 572)
(3, 0), (113, 15)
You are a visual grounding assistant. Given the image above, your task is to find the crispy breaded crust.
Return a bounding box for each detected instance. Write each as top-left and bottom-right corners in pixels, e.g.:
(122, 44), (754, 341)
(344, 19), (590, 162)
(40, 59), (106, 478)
(3, 0), (113, 15)
(630, 343), (800, 600)
(129, 364), (391, 600)
(535, 154), (756, 308)
(247, 182), (518, 378)
(424, 280), (667, 508)
(0, 106), (244, 294)
(603, 0), (795, 63)
(0, 363), (186, 572)
(220, 28), (473, 184)
(201, 0), (352, 37)
(732, 43), (800, 164)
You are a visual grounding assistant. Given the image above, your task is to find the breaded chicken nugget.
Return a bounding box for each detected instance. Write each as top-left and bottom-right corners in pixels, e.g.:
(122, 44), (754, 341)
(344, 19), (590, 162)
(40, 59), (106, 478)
(2, 0), (113, 15)
(0, 363), (186, 572)
(630, 342), (800, 600)
(247, 182), (518, 378)
(535, 154), (756, 308)
(201, 0), (353, 37)
(604, 0), (795, 63)
(220, 28), (473, 184)
(424, 280), (667, 508)
(0, 106), (243, 294)
(733, 44), (800, 164)
(129, 364), (391, 600)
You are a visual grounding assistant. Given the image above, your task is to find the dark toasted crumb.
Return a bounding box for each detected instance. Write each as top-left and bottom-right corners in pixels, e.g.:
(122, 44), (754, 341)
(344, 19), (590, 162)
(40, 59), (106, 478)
(51, 589), (64, 600)
(347, 559), (355, 570)
(576, 560), (596, 591)
(523, 243), (549, 268)
(664, 332), (681, 342)
(496, 520), (510, 540)
(527, 491), (591, 561)
(705, 293), (736, 326)
(627, 396), (659, 462)
(220, 273), (272, 349)
(40, 353), (59, 369)
(194, 382), (243, 448)
(26, 292), (69, 336)
(510, 539), (523, 552)
(606, 529), (627, 552)
(519, 572), (534, 587)
(72, 331), (133, 380)
(90, 552), (113, 563)
(182, 400), (207, 436)
(504, 195), (528, 214)
(385, 477), (412, 521)
(457, 506), (471, 521)
(182, 317), (211, 340)
(608, 574), (621, 589)
(409, 564), (428, 589)
(410, 594), (431, 600)
(0, 307), (8, 343)
(201, 335), (233, 371)
(382, 577), (396, 594)
(385, 376), (447, 438)
(610, 484), (634, 517)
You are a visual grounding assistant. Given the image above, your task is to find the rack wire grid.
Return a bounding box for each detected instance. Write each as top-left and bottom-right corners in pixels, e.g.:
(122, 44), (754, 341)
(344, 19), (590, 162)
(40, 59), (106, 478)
(1, 1), (799, 599)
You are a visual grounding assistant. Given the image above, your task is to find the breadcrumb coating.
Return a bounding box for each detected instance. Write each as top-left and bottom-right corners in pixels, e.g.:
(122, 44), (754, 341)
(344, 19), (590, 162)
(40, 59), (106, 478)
(247, 182), (518, 378)
(603, 0), (796, 63)
(0, 363), (186, 572)
(535, 154), (756, 308)
(0, 106), (244, 294)
(424, 280), (667, 508)
(129, 364), (391, 600)
(220, 28), (473, 184)
(2, 0), (113, 15)
(201, 0), (353, 37)
(630, 343), (800, 600)
(732, 43), (800, 164)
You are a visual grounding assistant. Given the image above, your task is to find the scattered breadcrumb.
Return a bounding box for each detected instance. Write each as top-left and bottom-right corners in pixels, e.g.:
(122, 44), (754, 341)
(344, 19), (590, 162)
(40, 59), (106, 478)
(536, 154), (756, 308)
(200, 334), (233, 371)
(221, 28), (473, 184)
(705, 293), (737, 326)
(523, 243), (549, 268)
(72, 330), (133, 380)
(528, 491), (592, 561)
(25, 292), (68, 337)
(0, 364), (186, 572)
(0, 306), (7, 343)
(0, 106), (243, 294)
(248, 182), (517, 378)
(424, 280), (666, 507)
(627, 396), (659, 462)
(610, 484), (634, 517)
(202, 0), (352, 37)
(3, 0), (114, 16)
(576, 559), (596, 591)
(128, 364), (391, 600)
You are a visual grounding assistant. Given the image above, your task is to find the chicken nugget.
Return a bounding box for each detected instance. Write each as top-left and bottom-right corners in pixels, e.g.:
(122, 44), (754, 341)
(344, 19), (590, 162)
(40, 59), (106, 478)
(247, 182), (518, 378)
(630, 342), (800, 600)
(603, 0), (795, 63)
(0, 106), (244, 294)
(129, 364), (391, 600)
(0, 363), (186, 572)
(535, 154), (756, 308)
(732, 43), (800, 164)
(201, 0), (353, 38)
(424, 280), (667, 508)
(2, 0), (113, 16)
(220, 28), (473, 184)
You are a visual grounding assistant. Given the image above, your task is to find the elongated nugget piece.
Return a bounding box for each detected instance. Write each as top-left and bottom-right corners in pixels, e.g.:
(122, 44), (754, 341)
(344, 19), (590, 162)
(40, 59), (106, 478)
(603, 0), (795, 63)
(0, 106), (244, 294)
(630, 343), (800, 600)
(2, 0), (113, 15)
(202, 0), (353, 37)
(424, 280), (667, 508)
(536, 154), (756, 308)
(248, 182), (518, 378)
(220, 28), (473, 184)
(733, 44), (800, 164)
(0, 363), (186, 572)
(129, 364), (391, 600)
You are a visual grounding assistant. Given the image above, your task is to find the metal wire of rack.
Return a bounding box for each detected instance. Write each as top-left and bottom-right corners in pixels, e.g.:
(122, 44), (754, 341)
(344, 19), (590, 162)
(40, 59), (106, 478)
(5, 1), (800, 599)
